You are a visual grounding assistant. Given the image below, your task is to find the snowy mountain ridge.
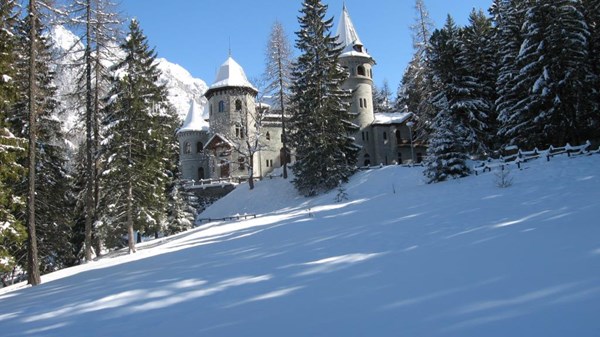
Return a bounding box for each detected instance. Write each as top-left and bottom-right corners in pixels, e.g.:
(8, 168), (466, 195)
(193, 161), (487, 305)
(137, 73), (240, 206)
(48, 25), (207, 137)
(1, 153), (599, 336)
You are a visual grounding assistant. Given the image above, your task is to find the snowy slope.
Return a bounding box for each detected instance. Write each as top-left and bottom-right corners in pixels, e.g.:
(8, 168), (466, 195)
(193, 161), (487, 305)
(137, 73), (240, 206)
(48, 26), (207, 137)
(1, 155), (600, 337)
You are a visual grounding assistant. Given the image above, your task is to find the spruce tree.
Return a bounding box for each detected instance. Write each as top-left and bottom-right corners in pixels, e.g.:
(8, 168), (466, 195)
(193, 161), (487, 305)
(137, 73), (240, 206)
(0, 0), (27, 283)
(11, 3), (75, 276)
(99, 19), (175, 252)
(288, 0), (358, 196)
(501, 0), (591, 147)
(373, 80), (394, 113)
(582, 0), (600, 140)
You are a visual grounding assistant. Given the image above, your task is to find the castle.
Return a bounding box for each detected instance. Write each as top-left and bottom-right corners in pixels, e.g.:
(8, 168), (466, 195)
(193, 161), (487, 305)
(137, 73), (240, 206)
(176, 5), (426, 184)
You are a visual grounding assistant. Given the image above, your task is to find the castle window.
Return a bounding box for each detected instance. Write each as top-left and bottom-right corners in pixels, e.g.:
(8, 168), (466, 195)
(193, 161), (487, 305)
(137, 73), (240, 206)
(266, 131), (271, 141)
(396, 129), (402, 144)
(240, 127), (245, 139)
(209, 104), (213, 116)
(369, 69), (373, 78)
(361, 132), (365, 141)
(357, 65), (366, 76)
(353, 44), (363, 53)
(363, 98), (368, 109)
(218, 100), (225, 112)
(397, 152), (403, 164)
(198, 167), (205, 180)
(238, 158), (245, 171)
(359, 99), (363, 108)
(196, 142), (203, 153)
(235, 125), (241, 138)
(235, 99), (242, 111)
(184, 142), (191, 154)
(364, 153), (371, 167)
(417, 153), (423, 163)
(383, 131), (387, 141)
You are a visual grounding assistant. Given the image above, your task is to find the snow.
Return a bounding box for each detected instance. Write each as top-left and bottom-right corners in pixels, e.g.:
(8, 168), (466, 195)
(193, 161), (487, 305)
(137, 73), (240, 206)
(208, 56), (257, 92)
(335, 5), (372, 59)
(372, 112), (413, 125)
(1, 75), (12, 83)
(1, 155), (600, 336)
(177, 99), (209, 134)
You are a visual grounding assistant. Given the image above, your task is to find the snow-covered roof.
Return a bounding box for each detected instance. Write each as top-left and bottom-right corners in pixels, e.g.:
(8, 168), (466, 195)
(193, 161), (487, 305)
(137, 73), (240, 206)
(335, 5), (372, 59)
(372, 112), (413, 125)
(205, 133), (234, 149)
(207, 56), (257, 93)
(177, 100), (209, 134)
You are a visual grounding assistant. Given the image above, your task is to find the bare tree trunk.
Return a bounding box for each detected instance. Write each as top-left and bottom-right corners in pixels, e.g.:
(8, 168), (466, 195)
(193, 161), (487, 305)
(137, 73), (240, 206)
(26, 0), (41, 286)
(126, 133), (136, 254)
(92, 10), (102, 257)
(84, 0), (94, 262)
(277, 52), (288, 179)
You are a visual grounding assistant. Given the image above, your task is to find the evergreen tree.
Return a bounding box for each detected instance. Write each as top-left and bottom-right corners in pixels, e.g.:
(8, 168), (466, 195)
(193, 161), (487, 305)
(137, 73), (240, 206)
(456, 9), (497, 155)
(99, 19), (175, 252)
(493, 0), (530, 148)
(288, 0), (358, 196)
(500, 0), (591, 147)
(424, 109), (470, 183)
(264, 20), (293, 179)
(11, 3), (75, 276)
(425, 16), (471, 183)
(582, 0), (600, 140)
(0, 0), (27, 282)
(373, 80), (394, 112)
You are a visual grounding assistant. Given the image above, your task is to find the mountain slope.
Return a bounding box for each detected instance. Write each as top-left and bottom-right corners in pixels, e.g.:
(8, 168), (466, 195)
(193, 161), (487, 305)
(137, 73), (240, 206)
(1, 155), (599, 336)
(48, 25), (207, 136)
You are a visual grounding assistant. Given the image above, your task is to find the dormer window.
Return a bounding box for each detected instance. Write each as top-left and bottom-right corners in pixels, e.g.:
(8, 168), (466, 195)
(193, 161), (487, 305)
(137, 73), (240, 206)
(353, 44), (363, 53)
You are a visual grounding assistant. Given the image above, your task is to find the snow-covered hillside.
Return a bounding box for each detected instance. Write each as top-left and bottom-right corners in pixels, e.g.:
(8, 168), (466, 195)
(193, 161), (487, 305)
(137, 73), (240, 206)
(48, 25), (207, 137)
(1, 155), (600, 336)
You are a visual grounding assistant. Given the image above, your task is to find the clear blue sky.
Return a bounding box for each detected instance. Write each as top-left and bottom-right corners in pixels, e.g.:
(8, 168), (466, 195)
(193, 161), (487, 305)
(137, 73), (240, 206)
(120, 0), (493, 93)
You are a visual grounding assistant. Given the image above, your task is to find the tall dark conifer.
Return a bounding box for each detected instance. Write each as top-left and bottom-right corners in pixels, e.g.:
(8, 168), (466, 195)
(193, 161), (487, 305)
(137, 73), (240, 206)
(99, 19), (176, 252)
(289, 0), (358, 196)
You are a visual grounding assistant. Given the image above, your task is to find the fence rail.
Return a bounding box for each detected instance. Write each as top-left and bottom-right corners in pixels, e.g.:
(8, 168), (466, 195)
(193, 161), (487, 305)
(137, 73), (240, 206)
(196, 214), (258, 224)
(474, 141), (599, 175)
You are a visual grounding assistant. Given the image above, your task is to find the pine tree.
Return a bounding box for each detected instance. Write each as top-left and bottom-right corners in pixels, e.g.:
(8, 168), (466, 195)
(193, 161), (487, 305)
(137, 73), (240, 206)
(582, 0), (600, 140)
(288, 0), (358, 196)
(456, 9), (497, 155)
(264, 20), (293, 179)
(10, 2), (75, 277)
(425, 16), (471, 183)
(0, 0), (27, 282)
(500, 0), (591, 147)
(373, 80), (394, 112)
(99, 19), (175, 253)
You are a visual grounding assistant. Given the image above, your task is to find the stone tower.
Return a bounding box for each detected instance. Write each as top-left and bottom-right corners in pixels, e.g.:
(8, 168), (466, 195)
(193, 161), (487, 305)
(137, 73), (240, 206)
(204, 56), (258, 139)
(336, 5), (376, 163)
(176, 100), (210, 181)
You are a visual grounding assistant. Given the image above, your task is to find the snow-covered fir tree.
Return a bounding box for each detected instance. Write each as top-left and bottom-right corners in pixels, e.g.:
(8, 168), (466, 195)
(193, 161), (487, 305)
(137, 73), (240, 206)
(499, 0), (591, 148)
(10, 7), (76, 275)
(373, 80), (394, 113)
(288, 0), (358, 196)
(99, 19), (177, 252)
(456, 9), (497, 155)
(582, 0), (600, 140)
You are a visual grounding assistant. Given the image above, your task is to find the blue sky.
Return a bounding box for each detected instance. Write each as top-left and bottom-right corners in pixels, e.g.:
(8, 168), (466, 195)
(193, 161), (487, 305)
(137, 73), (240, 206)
(120, 0), (493, 93)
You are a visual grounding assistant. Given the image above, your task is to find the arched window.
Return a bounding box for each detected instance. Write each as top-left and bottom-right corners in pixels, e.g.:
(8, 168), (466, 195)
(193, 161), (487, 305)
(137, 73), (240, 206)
(196, 142), (203, 153)
(266, 132), (271, 141)
(357, 65), (366, 76)
(235, 99), (242, 111)
(197, 167), (205, 180)
(364, 153), (371, 167)
(218, 100), (225, 112)
(184, 142), (191, 154)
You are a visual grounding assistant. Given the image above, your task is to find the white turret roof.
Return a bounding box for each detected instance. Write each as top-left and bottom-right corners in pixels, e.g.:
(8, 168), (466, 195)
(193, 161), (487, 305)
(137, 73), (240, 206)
(208, 56), (257, 92)
(177, 99), (209, 134)
(336, 5), (371, 58)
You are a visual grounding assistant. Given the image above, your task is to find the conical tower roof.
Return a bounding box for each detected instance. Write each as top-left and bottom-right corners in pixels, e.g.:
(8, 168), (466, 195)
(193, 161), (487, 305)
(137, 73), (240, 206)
(206, 56), (257, 95)
(177, 99), (209, 134)
(336, 5), (372, 59)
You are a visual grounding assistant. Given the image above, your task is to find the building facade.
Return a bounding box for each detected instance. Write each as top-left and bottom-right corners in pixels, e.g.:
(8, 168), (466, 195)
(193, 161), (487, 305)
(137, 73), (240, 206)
(176, 5), (426, 182)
